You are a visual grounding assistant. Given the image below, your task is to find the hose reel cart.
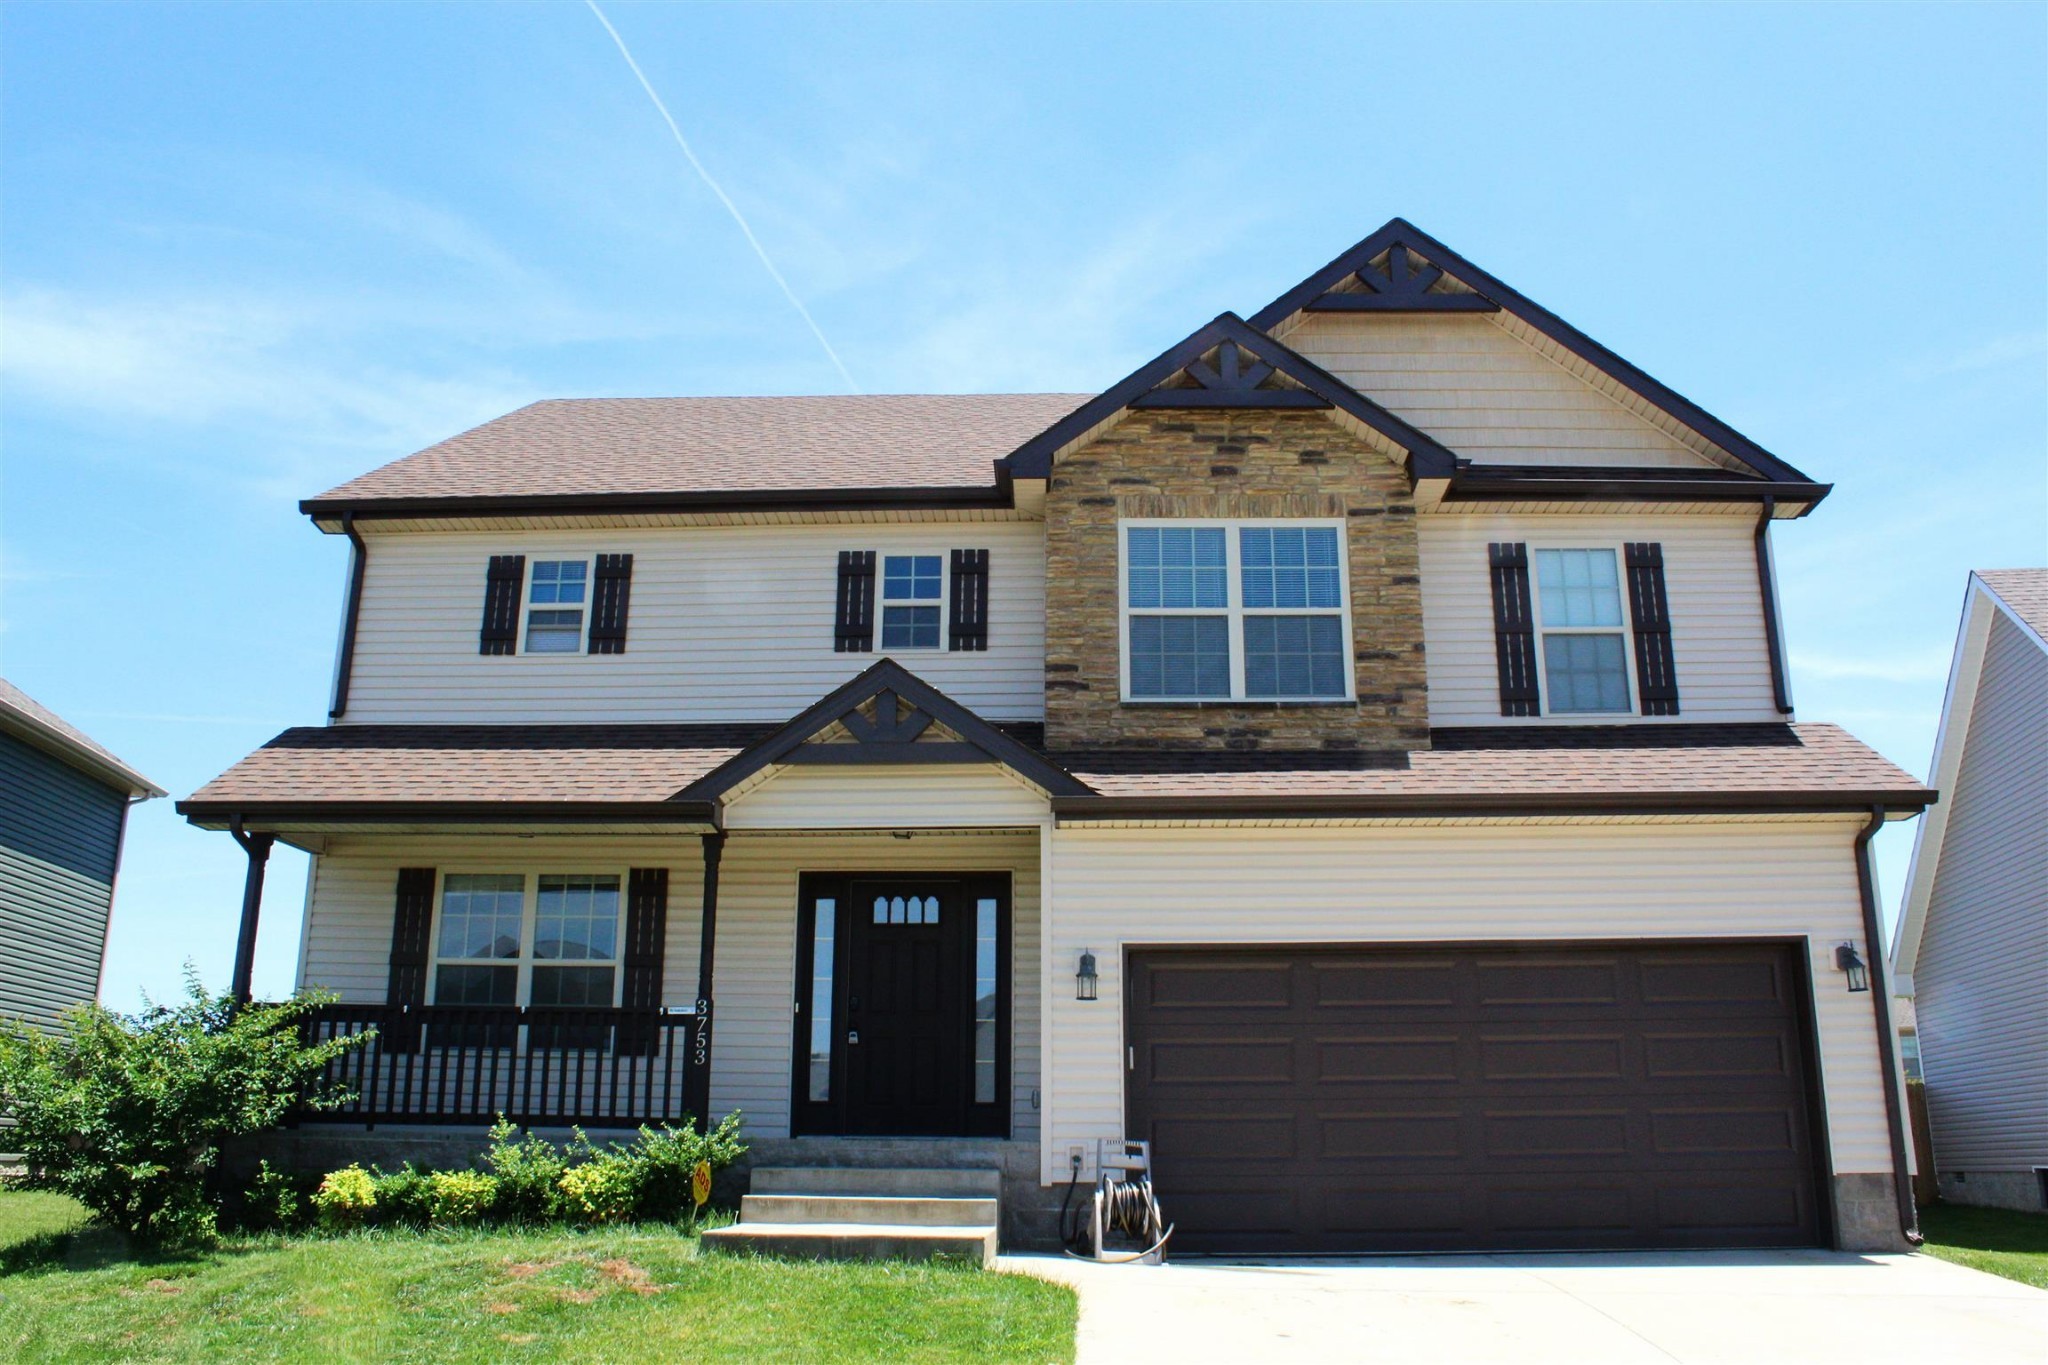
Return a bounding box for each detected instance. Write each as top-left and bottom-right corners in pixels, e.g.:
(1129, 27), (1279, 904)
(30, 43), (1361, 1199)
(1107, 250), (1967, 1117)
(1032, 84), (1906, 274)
(1060, 1138), (1172, 1264)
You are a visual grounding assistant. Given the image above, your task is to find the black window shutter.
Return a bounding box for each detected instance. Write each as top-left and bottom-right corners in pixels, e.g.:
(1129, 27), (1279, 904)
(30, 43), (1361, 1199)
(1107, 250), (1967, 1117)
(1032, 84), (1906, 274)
(480, 555), (525, 656)
(617, 867), (669, 1057)
(1488, 543), (1542, 717)
(1625, 542), (1681, 716)
(588, 553), (634, 655)
(834, 550), (876, 652)
(948, 548), (991, 651)
(383, 867), (436, 1053)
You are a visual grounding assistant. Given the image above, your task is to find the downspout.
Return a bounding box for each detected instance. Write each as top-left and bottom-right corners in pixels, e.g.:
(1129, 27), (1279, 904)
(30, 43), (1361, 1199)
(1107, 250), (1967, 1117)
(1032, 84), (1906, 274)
(227, 815), (275, 1004)
(1755, 497), (1795, 715)
(688, 830), (727, 1130)
(328, 513), (368, 721)
(1854, 805), (1922, 1246)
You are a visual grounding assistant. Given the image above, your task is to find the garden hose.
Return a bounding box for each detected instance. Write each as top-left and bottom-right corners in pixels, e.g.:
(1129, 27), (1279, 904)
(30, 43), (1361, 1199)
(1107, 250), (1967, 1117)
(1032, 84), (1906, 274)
(1059, 1164), (1174, 1264)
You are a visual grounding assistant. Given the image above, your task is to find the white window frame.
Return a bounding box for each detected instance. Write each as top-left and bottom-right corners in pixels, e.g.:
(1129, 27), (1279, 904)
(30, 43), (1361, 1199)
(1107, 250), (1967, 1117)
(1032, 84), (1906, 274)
(1528, 542), (1639, 718)
(425, 868), (629, 1009)
(1117, 518), (1355, 703)
(877, 552), (948, 652)
(519, 556), (594, 656)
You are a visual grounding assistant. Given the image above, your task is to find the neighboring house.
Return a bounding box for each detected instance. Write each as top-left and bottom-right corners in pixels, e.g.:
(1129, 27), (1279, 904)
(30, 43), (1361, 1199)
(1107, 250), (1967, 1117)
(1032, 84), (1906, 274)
(1891, 569), (2048, 1214)
(1, 679), (164, 1029)
(181, 218), (1932, 1254)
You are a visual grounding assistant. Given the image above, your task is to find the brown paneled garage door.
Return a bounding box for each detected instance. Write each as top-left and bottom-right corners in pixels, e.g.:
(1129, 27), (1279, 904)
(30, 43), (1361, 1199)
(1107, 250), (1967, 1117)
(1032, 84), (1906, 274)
(1127, 942), (1825, 1253)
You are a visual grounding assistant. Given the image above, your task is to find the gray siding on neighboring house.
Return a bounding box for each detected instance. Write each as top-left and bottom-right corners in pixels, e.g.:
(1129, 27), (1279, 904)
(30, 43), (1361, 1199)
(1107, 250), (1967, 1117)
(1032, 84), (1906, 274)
(1917, 611), (2048, 1175)
(0, 730), (128, 1028)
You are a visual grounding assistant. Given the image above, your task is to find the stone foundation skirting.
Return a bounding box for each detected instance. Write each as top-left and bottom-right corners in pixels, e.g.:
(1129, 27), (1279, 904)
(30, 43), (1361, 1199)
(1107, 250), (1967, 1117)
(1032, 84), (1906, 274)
(1934, 1169), (2047, 1215)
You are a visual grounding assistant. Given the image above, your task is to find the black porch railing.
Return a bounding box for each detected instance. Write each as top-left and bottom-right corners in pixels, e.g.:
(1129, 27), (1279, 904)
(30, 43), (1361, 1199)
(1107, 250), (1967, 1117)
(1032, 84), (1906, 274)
(298, 1003), (698, 1128)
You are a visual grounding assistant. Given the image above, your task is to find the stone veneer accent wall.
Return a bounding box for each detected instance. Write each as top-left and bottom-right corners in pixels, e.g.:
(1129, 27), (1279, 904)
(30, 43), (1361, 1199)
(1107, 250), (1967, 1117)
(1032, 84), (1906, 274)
(1043, 409), (1429, 752)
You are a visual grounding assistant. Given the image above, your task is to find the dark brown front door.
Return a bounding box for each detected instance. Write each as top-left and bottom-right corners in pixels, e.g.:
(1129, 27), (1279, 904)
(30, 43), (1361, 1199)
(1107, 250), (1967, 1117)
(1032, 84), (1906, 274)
(1127, 941), (1827, 1254)
(791, 874), (1011, 1138)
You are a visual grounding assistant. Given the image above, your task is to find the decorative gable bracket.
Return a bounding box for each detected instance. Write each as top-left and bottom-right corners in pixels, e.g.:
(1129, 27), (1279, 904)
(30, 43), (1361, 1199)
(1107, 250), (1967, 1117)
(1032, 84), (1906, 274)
(1131, 339), (1330, 410)
(1305, 243), (1498, 313)
(788, 689), (983, 764)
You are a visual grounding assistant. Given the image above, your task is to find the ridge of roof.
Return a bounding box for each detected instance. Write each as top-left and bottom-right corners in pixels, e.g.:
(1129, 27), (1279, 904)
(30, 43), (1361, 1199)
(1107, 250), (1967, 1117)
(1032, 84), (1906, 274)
(0, 677), (164, 798)
(1247, 217), (1818, 488)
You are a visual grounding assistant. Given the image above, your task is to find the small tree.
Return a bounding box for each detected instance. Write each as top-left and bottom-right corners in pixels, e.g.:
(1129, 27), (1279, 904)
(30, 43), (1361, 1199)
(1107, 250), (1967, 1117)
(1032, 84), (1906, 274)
(0, 973), (369, 1246)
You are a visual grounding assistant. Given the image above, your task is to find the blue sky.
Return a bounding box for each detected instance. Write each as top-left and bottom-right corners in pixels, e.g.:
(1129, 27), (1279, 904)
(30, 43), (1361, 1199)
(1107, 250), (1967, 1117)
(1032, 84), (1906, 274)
(2, 2), (2042, 1009)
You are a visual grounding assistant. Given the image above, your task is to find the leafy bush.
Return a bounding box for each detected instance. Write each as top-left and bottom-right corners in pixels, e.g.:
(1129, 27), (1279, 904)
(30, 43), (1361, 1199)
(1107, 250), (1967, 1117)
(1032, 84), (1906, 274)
(483, 1116), (567, 1223)
(312, 1165), (377, 1229)
(0, 975), (370, 1246)
(558, 1153), (637, 1224)
(369, 1166), (434, 1227)
(241, 1160), (304, 1233)
(627, 1114), (748, 1222)
(424, 1170), (499, 1224)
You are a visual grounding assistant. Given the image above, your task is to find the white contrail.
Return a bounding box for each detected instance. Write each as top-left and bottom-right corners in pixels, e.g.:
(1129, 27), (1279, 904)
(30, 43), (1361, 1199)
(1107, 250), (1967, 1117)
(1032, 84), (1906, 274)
(584, 0), (858, 393)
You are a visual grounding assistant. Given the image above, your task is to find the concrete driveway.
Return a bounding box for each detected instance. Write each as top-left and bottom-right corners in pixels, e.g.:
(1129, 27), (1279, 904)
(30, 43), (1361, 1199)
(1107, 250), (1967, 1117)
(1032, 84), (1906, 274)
(1003, 1249), (2048, 1364)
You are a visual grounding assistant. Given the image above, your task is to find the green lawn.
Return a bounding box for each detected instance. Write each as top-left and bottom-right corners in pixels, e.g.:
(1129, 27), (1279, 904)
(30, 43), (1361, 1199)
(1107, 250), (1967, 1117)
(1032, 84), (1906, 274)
(0, 1191), (1075, 1364)
(1919, 1202), (2048, 1291)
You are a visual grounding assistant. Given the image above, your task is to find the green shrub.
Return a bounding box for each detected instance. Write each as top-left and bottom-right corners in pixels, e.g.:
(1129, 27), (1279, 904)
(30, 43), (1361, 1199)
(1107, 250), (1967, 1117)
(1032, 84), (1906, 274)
(241, 1159), (304, 1233)
(312, 1165), (377, 1229)
(558, 1154), (637, 1224)
(627, 1113), (748, 1222)
(369, 1165), (434, 1227)
(0, 974), (371, 1246)
(424, 1169), (498, 1224)
(483, 1116), (568, 1223)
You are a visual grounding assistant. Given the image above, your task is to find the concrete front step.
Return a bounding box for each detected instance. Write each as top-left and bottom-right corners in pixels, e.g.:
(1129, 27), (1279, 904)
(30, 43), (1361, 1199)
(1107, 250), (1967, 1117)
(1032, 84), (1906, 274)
(741, 1193), (1000, 1227)
(747, 1166), (1003, 1199)
(700, 1221), (997, 1267)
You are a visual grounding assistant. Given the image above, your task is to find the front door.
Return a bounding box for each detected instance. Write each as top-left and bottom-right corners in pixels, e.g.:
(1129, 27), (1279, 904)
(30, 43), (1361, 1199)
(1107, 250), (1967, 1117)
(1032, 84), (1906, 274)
(792, 873), (1009, 1138)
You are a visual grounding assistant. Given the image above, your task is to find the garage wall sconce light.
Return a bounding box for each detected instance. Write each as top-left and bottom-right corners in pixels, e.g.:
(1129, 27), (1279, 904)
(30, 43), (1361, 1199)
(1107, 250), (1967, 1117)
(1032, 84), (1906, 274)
(1835, 942), (1870, 993)
(1076, 950), (1099, 1002)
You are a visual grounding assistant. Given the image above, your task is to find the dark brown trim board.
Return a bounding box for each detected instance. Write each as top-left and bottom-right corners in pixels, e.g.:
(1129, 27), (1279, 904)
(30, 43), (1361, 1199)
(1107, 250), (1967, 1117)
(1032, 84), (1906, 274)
(1756, 497), (1797, 713)
(178, 799), (721, 828)
(1050, 788), (1935, 822)
(1855, 806), (1922, 1245)
(1445, 466), (1831, 512)
(304, 482), (1018, 526)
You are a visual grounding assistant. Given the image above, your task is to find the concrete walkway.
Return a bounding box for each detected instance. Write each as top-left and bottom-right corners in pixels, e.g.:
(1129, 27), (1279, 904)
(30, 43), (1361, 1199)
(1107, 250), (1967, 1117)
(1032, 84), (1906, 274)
(1002, 1249), (2048, 1364)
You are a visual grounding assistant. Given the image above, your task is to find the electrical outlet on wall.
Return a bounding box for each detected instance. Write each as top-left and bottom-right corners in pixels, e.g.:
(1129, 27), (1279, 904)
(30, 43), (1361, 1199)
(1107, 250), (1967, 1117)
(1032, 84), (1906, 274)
(1067, 1144), (1086, 1172)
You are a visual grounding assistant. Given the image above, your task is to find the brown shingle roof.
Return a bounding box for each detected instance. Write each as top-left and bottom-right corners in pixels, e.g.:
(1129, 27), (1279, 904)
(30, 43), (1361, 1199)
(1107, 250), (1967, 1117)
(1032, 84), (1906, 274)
(1059, 724), (1926, 810)
(307, 395), (1090, 508)
(0, 677), (164, 797)
(181, 721), (1928, 821)
(1977, 568), (2048, 641)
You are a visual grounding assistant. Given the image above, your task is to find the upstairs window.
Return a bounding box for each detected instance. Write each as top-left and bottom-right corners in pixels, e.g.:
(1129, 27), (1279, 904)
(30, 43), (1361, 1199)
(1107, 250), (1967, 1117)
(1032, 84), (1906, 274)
(1121, 521), (1351, 702)
(1533, 548), (1633, 714)
(880, 554), (943, 649)
(524, 560), (588, 653)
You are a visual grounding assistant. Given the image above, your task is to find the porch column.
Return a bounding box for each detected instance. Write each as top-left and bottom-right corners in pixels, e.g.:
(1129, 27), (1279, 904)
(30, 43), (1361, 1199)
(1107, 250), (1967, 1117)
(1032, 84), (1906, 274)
(687, 831), (726, 1129)
(226, 817), (274, 1004)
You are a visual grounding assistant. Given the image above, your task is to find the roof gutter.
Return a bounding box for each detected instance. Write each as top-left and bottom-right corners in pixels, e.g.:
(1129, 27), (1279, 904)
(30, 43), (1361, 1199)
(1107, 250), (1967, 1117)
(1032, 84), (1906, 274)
(328, 512), (368, 720)
(302, 483), (1015, 527)
(1049, 789), (1935, 822)
(1854, 804), (1923, 1247)
(178, 799), (722, 828)
(1443, 472), (1832, 510)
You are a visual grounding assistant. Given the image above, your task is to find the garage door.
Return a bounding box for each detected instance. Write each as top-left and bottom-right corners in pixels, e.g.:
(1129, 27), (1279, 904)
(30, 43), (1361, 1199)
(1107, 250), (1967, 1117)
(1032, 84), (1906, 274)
(1127, 942), (1825, 1253)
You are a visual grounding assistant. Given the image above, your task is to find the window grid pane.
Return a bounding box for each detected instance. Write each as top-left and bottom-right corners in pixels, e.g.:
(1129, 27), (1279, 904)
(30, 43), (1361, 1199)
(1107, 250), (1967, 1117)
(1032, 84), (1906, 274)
(439, 874), (525, 960)
(534, 875), (619, 961)
(529, 560), (588, 606)
(434, 963), (518, 1006)
(1240, 527), (1341, 609)
(1128, 615), (1230, 698)
(1536, 549), (1624, 627)
(1542, 633), (1631, 713)
(529, 965), (615, 1007)
(1127, 526), (1227, 609)
(882, 555), (943, 601)
(1244, 615), (1347, 698)
(880, 605), (940, 649)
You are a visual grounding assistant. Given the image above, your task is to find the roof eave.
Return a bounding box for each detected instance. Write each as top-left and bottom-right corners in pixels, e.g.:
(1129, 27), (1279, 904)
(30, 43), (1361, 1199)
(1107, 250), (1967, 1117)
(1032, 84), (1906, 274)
(1050, 789), (1934, 821)
(177, 798), (721, 828)
(302, 481), (1016, 529)
(0, 705), (165, 799)
(1443, 470), (1833, 512)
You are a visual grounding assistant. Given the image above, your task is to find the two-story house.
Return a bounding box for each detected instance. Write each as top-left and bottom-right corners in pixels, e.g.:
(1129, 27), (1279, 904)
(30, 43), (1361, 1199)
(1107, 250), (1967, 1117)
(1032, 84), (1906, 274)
(183, 219), (1929, 1255)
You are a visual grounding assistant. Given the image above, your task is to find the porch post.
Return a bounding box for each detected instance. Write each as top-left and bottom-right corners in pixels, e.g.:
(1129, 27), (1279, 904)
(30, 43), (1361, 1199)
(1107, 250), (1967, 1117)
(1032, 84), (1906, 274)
(226, 816), (274, 1004)
(688, 831), (726, 1129)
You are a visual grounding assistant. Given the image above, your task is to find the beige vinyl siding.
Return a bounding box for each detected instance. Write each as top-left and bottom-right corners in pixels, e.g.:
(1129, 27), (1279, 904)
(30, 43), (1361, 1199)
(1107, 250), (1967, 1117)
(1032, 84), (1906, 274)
(1915, 612), (2048, 1172)
(1280, 313), (1720, 468)
(1040, 818), (1890, 1185)
(724, 764), (1050, 831)
(340, 521), (1046, 725)
(1418, 511), (1780, 725)
(297, 830), (1041, 1143)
